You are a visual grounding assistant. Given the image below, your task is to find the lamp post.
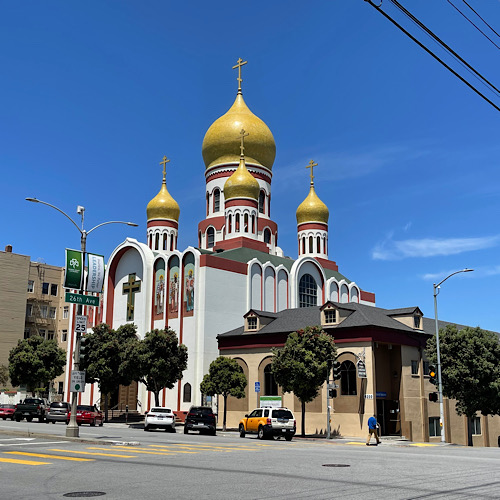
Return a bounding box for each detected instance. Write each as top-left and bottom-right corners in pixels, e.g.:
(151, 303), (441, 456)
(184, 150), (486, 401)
(26, 197), (137, 437)
(433, 268), (473, 443)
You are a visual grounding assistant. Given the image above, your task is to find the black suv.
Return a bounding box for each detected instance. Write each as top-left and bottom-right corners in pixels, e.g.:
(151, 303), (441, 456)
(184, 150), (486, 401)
(184, 406), (217, 436)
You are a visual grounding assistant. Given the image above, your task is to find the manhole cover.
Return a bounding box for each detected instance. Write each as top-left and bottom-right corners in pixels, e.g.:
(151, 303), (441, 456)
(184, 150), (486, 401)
(63, 493), (106, 498)
(322, 464), (350, 467)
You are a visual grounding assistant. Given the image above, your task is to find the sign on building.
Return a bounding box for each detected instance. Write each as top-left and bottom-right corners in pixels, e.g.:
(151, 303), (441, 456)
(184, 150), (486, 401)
(357, 360), (367, 378)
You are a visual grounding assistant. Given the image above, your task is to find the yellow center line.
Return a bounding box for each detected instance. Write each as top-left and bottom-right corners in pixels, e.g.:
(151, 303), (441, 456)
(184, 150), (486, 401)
(87, 447), (174, 456)
(165, 444), (256, 451)
(410, 443), (437, 447)
(108, 446), (197, 454)
(0, 457), (50, 465)
(4, 451), (94, 462)
(346, 442), (367, 446)
(48, 448), (135, 458)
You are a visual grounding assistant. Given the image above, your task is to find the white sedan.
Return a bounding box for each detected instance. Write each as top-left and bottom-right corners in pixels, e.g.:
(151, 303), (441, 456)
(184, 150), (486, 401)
(144, 407), (176, 432)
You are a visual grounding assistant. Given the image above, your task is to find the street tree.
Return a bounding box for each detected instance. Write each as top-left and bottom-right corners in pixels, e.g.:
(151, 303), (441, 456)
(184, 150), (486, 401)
(426, 324), (500, 445)
(80, 323), (140, 420)
(271, 325), (337, 437)
(137, 328), (188, 407)
(8, 335), (66, 395)
(200, 356), (247, 431)
(0, 364), (10, 387)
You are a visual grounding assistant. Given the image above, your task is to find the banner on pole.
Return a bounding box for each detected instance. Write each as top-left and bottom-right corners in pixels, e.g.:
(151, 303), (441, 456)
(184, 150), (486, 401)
(86, 253), (105, 293)
(64, 249), (84, 290)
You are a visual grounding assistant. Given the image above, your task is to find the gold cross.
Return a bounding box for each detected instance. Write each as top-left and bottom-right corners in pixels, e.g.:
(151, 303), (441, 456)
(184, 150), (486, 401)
(232, 58), (248, 92)
(122, 273), (141, 322)
(306, 160), (318, 185)
(160, 155), (170, 182)
(239, 128), (249, 156)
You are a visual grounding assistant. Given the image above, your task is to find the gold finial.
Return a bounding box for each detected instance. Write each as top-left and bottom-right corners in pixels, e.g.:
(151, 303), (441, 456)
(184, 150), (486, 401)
(232, 58), (248, 93)
(160, 155), (170, 182)
(239, 128), (249, 157)
(306, 160), (318, 185)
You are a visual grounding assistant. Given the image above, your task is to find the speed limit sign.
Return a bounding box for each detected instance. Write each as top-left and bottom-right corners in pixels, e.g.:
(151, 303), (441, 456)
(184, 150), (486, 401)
(74, 315), (87, 335)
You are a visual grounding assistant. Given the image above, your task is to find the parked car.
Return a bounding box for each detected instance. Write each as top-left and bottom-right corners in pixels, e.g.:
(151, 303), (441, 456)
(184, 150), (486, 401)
(45, 401), (70, 424)
(67, 405), (103, 426)
(184, 406), (217, 436)
(144, 407), (176, 432)
(0, 404), (16, 420)
(239, 407), (296, 441)
(13, 398), (47, 422)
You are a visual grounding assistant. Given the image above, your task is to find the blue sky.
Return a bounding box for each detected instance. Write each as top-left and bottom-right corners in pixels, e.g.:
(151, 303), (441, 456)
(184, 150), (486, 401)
(1, 1), (499, 331)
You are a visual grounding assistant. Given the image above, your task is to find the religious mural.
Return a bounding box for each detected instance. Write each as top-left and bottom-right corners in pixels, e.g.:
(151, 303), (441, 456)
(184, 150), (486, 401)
(168, 256), (180, 319)
(184, 253), (195, 317)
(154, 259), (165, 319)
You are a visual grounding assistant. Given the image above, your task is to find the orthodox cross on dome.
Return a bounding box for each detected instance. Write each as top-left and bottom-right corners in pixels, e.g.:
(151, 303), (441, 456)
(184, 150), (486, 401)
(306, 160), (318, 185)
(232, 58), (248, 93)
(123, 273), (141, 321)
(159, 155), (170, 182)
(239, 128), (249, 156)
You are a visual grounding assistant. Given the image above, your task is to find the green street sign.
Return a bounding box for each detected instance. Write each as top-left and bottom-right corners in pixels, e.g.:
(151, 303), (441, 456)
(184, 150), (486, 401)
(65, 292), (100, 307)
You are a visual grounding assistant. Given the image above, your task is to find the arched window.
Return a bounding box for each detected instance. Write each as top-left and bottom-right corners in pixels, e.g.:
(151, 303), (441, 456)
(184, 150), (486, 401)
(170, 234), (175, 251)
(309, 236), (313, 253)
(206, 192), (210, 216)
(264, 228), (271, 244)
(163, 234), (167, 250)
(259, 191), (265, 214)
(183, 383), (192, 403)
(251, 214), (255, 233)
(244, 213), (249, 232)
(302, 237), (306, 255)
(198, 231), (201, 247)
(324, 236), (327, 254)
(155, 233), (159, 250)
(235, 213), (240, 232)
(149, 234), (153, 249)
(340, 360), (357, 395)
(228, 214), (232, 233)
(299, 273), (317, 308)
(213, 189), (220, 212)
(264, 364), (278, 395)
(317, 236), (321, 253)
(207, 227), (215, 248)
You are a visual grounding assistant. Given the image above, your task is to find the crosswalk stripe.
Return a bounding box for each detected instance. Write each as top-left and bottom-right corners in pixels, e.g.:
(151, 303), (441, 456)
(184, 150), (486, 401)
(4, 452), (94, 462)
(87, 447), (174, 456)
(121, 446), (198, 454)
(0, 457), (50, 465)
(163, 444), (255, 452)
(346, 442), (367, 446)
(48, 448), (135, 458)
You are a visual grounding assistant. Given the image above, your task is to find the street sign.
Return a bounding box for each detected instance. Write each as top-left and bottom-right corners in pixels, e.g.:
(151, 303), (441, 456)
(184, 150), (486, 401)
(74, 315), (88, 335)
(65, 292), (100, 307)
(328, 383), (339, 390)
(70, 370), (86, 392)
(357, 360), (367, 378)
(255, 382), (261, 393)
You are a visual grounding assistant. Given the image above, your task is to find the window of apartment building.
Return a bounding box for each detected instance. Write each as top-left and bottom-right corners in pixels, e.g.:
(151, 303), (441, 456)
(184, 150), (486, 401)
(62, 330), (68, 342)
(40, 305), (48, 318)
(411, 360), (419, 375)
(42, 282), (49, 294)
(49, 307), (56, 319)
(472, 416), (481, 435)
(247, 317), (257, 330)
(324, 309), (337, 324)
(27, 280), (34, 293)
(423, 361), (430, 376)
(47, 331), (55, 340)
(26, 304), (33, 317)
(58, 382), (64, 395)
(24, 328), (30, 339)
(340, 360), (357, 396)
(51, 284), (58, 296)
(39, 329), (46, 339)
(63, 306), (69, 319)
(429, 417), (441, 437)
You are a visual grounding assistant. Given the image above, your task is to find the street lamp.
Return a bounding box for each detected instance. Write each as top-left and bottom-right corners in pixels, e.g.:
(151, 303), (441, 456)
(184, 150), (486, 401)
(433, 268), (473, 443)
(26, 197), (138, 437)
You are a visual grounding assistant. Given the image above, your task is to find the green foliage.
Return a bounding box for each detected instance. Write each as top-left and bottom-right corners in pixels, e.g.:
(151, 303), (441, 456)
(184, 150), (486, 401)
(426, 325), (500, 417)
(271, 325), (337, 404)
(8, 335), (66, 392)
(81, 323), (140, 395)
(200, 356), (247, 399)
(137, 328), (188, 406)
(0, 364), (9, 387)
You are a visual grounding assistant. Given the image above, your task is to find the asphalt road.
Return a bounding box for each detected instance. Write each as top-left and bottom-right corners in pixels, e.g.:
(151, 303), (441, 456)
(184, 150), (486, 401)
(0, 419), (499, 500)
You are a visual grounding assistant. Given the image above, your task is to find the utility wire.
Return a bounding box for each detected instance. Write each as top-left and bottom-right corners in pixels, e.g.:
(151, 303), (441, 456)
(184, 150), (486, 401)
(447, 0), (500, 50)
(364, 0), (500, 113)
(463, 0), (500, 39)
(390, 0), (500, 95)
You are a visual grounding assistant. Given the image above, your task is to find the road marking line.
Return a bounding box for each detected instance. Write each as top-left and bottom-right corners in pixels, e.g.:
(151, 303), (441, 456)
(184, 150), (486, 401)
(410, 443), (437, 447)
(4, 452), (94, 461)
(107, 446), (197, 454)
(48, 448), (135, 458)
(0, 457), (50, 465)
(0, 438), (35, 442)
(167, 444), (256, 451)
(0, 441), (63, 447)
(88, 447), (175, 456)
(346, 442), (367, 446)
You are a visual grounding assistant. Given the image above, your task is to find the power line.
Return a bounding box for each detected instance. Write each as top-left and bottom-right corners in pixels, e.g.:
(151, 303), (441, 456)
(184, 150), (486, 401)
(463, 1), (500, 38)
(447, 0), (500, 50)
(364, 0), (500, 113)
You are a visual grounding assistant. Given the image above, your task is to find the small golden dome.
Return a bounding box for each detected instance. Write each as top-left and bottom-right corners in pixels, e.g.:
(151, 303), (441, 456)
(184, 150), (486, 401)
(202, 93), (276, 171)
(296, 185), (329, 225)
(147, 181), (180, 222)
(224, 156), (260, 201)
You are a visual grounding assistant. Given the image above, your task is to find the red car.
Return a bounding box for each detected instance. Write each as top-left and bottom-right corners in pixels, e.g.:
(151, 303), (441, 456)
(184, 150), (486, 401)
(0, 404), (16, 420)
(67, 405), (104, 426)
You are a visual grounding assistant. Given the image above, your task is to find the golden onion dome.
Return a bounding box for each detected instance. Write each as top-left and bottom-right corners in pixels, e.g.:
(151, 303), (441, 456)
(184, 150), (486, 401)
(224, 156), (260, 201)
(202, 92), (276, 171)
(296, 185), (329, 225)
(147, 180), (180, 222)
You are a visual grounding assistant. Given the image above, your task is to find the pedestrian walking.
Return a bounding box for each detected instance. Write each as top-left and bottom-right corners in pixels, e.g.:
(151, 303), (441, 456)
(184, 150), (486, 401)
(366, 414), (380, 446)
